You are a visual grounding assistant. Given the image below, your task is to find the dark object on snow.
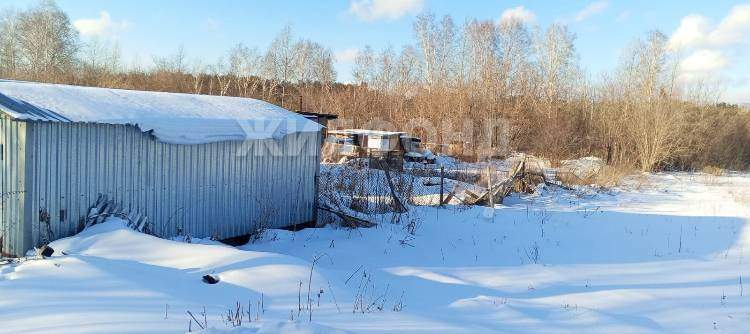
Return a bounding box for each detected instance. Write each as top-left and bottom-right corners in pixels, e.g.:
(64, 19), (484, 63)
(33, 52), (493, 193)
(37, 245), (54, 258)
(317, 206), (376, 228)
(202, 274), (220, 284)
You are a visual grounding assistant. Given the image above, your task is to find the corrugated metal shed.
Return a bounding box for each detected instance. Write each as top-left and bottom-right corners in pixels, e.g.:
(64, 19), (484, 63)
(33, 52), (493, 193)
(0, 114), (30, 256)
(0, 80), (321, 144)
(0, 82), (321, 257)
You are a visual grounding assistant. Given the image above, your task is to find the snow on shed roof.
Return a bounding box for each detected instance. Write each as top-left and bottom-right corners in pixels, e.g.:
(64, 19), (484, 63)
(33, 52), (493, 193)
(0, 80), (321, 144)
(329, 129), (405, 136)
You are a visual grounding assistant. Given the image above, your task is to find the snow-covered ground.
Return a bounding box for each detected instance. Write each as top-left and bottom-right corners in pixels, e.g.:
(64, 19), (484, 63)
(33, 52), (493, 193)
(2, 173), (750, 333)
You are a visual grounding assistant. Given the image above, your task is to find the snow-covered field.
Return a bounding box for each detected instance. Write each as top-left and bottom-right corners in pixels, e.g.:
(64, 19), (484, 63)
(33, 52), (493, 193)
(2, 173), (750, 333)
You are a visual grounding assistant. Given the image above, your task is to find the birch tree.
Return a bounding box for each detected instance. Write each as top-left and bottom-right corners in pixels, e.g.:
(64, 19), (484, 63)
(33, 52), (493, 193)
(16, 0), (79, 81)
(0, 9), (20, 78)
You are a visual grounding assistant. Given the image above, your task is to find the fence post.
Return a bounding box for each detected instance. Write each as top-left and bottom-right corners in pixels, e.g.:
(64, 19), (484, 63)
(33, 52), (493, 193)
(487, 166), (494, 208)
(439, 166), (445, 206)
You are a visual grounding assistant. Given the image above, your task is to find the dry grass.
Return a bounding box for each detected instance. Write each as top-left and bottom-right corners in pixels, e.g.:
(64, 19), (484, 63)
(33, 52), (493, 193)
(700, 165), (726, 186)
(555, 165), (633, 188)
(592, 165), (632, 187)
(702, 165), (725, 176)
(631, 173), (651, 190)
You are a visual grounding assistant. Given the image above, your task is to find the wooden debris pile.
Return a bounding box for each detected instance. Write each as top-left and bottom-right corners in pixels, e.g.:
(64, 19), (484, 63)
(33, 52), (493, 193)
(441, 154), (560, 206)
(83, 194), (150, 233)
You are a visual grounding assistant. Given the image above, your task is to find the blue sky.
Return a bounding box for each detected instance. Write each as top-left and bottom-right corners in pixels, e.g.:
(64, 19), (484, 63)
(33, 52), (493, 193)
(1, 0), (748, 102)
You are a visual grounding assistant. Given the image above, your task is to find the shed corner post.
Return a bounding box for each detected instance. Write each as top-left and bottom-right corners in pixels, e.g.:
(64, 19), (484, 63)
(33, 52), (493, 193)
(313, 130), (322, 225)
(21, 121), (36, 256)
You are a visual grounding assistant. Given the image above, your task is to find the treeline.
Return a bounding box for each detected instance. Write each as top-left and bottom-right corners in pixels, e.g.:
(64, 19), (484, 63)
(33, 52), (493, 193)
(1, 1), (749, 171)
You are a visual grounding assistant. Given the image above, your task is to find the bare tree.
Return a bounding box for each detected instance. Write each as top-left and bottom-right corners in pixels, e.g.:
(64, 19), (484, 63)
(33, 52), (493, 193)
(190, 60), (206, 94)
(228, 43), (261, 97)
(212, 57), (231, 96)
(0, 8), (20, 78)
(79, 37), (122, 87)
(395, 45), (422, 94)
(617, 31), (685, 171)
(497, 18), (532, 99)
(374, 46), (396, 92)
(463, 20), (499, 95)
(534, 23), (578, 115)
(352, 45), (375, 86)
(153, 45), (187, 74)
(294, 40), (315, 85)
(150, 45), (188, 92)
(311, 45), (335, 85)
(15, 0), (80, 81)
(414, 13), (456, 90)
(264, 25), (297, 106)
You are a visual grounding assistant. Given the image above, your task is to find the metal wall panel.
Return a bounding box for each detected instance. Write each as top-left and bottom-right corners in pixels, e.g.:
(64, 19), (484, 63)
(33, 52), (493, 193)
(22, 122), (320, 252)
(0, 115), (28, 257)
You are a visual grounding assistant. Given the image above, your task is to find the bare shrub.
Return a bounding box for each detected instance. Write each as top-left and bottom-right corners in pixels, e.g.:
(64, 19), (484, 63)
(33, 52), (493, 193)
(524, 242), (540, 264)
(246, 204), (279, 243)
(320, 160), (417, 216)
(702, 165), (725, 176)
(1, 3), (747, 172)
(591, 165), (631, 187)
(700, 165), (725, 186)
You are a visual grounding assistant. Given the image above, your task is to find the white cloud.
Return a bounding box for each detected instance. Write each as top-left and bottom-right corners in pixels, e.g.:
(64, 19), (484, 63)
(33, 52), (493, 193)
(680, 49), (729, 74)
(335, 48), (360, 63)
(668, 14), (711, 50)
(73, 11), (129, 38)
(668, 4), (750, 101)
(575, 0), (609, 22)
(498, 6), (536, 25)
(348, 0), (424, 21)
(668, 4), (750, 50)
(709, 4), (750, 45)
